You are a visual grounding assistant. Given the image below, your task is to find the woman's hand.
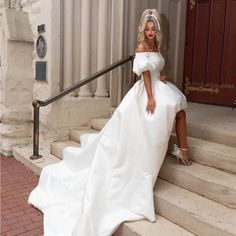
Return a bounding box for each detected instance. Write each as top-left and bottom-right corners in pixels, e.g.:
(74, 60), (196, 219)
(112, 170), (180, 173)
(160, 75), (167, 83)
(146, 96), (156, 114)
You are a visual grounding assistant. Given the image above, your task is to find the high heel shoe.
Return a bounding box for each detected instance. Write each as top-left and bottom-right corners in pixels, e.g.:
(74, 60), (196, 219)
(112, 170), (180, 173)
(171, 144), (192, 166)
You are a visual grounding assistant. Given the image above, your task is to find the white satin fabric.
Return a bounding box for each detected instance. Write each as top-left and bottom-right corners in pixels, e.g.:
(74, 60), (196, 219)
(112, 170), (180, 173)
(28, 52), (187, 236)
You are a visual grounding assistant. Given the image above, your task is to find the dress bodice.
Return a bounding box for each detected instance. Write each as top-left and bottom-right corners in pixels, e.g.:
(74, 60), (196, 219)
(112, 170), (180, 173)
(133, 52), (165, 80)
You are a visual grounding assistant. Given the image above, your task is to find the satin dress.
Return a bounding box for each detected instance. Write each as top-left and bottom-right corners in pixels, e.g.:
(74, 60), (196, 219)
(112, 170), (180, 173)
(28, 52), (187, 236)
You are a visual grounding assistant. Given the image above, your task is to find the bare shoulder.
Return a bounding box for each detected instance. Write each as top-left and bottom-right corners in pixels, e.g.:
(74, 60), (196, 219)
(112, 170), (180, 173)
(135, 43), (147, 53)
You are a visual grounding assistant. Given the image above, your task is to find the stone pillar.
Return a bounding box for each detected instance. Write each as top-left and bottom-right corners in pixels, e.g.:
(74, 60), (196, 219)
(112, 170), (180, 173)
(7, 0), (22, 10)
(127, 0), (137, 55)
(79, 0), (92, 97)
(110, 0), (124, 106)
(72, 0), (81, 95)
(157, 0), (187, 87)
(95, 0), (109, 97)
(0, 8), (33, 155)
(63, 0), (73, 89)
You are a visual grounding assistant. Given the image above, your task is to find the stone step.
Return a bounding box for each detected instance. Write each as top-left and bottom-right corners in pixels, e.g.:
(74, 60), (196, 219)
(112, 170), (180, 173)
(90, 109), (236, 148)
(160, 155), (236, 209)
(70, 128), (99, 143)
(49, 138), (236, 210)
(89, 117), (236, 173)
(76, 103), (236, 146)
(168, 134), (236, 174)
(186, 121), (236, 148)
(90, 114), (236, 147)
(186, 103), (236, 148)
(114, 214), (195, 236)
(154, 179), (236, 236)
(90, 118), (109, 131)
(50, 140), (81, 159)
(13, 144), (60, 176)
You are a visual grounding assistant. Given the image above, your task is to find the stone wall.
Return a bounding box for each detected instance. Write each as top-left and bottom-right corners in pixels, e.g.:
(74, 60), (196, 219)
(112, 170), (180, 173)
(0, 6), (34, 155)
(0, 0), (111, 155)
(21, 0), (110, 147)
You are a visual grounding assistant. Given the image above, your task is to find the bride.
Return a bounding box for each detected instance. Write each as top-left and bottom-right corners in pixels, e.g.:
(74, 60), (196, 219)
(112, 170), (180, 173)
(29, 9), (192, 236)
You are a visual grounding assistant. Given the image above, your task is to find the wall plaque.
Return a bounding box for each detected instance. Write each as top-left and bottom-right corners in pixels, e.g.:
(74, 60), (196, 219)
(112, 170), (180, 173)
(36, 35), (47, 58)
(38, 24), (45, 33)
(36, 61), (47, 81)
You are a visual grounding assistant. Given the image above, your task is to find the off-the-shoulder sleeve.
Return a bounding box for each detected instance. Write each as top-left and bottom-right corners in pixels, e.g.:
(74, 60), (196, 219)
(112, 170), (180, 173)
(133, 53), (156, 76)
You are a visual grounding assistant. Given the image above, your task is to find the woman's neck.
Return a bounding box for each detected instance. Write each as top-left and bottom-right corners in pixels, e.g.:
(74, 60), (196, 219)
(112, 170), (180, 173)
(145, 40), (156, 51)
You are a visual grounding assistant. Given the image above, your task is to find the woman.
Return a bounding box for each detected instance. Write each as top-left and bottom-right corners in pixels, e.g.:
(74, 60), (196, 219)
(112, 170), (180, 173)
(134, 9), (192, 166)
(29, 9), (191, 236)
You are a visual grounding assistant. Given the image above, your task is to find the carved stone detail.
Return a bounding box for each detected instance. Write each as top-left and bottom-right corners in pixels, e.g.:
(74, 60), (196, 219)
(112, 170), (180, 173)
(8, 0), (22, 10)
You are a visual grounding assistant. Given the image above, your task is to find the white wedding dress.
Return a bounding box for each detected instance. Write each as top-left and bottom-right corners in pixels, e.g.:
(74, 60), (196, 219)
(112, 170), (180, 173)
(28, 52), (187, 236)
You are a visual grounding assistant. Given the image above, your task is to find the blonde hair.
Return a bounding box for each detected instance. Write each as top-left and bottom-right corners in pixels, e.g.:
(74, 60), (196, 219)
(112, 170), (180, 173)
(137, 9), (162, 50)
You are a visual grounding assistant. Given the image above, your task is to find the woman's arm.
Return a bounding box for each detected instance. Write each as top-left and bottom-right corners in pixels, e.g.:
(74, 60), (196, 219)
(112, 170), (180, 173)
(135, 43), (156, 114)
(142, 71), (156, 114)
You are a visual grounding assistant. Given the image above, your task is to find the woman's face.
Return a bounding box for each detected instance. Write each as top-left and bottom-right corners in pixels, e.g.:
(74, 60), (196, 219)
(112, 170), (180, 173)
(144, 21), (156, 41)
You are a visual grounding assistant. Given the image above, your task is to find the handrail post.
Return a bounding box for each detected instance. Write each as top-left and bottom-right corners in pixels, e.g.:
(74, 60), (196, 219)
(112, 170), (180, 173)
(131, 57), (137, 86)
(29, 55), (134, 158)
(30, 100), (43, 159)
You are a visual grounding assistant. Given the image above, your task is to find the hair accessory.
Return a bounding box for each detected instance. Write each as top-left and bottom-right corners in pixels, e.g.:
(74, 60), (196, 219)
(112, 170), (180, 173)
(146, 12), (161, 31)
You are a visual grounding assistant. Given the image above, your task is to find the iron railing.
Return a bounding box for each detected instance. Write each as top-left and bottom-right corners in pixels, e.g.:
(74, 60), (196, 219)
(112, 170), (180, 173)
(30, 55), (135, 159)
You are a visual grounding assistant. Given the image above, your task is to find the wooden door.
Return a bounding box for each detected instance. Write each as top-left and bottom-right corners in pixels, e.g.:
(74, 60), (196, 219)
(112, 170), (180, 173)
(184, 0), (236, 106)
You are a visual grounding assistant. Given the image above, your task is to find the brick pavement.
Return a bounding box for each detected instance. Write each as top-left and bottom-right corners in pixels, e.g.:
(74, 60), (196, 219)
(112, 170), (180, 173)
(1, 155), (43, 236)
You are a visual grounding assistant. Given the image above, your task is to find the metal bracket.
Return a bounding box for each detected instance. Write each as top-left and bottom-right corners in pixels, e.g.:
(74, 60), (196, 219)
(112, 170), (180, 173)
(185, 80), (220, 95)
(189, 0), (196, 10)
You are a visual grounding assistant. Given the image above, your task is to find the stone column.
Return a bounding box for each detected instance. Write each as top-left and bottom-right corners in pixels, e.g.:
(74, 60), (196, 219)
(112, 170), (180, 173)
(95, 0), (109, 97)
(110, 0), (124, 106)
(63, 0), (73, 89)
(0, 8), (33, 155)
(72, 0), (81, 95)
(8, 0), (22, 10)
(79, 0), (92, 97)
(128, 0), (137, 54)
(0, 0), (5, 8)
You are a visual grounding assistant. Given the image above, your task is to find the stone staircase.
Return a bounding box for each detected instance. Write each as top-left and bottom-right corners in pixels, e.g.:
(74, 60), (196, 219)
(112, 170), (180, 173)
(13, 103), (236, 235)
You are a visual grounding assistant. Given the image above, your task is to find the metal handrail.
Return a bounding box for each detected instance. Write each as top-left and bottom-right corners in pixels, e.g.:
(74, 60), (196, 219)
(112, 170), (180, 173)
(30, 55), (135, 159)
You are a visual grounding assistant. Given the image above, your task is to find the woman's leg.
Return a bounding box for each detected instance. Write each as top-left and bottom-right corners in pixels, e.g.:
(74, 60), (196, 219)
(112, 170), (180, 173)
(175, 110), (192, 165)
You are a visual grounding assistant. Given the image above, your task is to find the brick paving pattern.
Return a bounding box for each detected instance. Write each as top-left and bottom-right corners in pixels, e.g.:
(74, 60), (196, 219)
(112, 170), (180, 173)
(1, 155), (43, 236)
